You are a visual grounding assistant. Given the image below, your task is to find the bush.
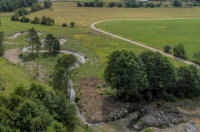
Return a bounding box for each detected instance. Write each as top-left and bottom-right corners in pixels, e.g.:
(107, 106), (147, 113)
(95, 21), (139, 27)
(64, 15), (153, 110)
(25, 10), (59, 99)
(173, 43), (186, 59)
(31, 16), (40, 24)
(31, 2), (42, 12)
(41, 16), (54, 25)
(108, 2), (116, 7)
(163, 45), (171, 53)
(193, 50), (200, 60)
(62, 23), (67, 27)
(175, 65), (200, 98)
(15, 8), (30, 16)
(173, 0), (182, 7)
(77, 2), (82, 7)
(20, 15), (30, 23)
(117, 2), (123, 7)
(11, 13), (19, 21)
(70, 21), (75, 28)
(44, 0), (52, 8)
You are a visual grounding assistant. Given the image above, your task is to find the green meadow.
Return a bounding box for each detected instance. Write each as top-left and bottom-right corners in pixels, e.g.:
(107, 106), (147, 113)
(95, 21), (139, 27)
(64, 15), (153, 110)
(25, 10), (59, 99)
(0, 16), (187, 94)
(96, 19), (200, 60)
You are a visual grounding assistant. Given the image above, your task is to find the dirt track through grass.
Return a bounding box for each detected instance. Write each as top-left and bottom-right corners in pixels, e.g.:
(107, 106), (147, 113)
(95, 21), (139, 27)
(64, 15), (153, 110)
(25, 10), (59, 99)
(91, 19), (200, 68)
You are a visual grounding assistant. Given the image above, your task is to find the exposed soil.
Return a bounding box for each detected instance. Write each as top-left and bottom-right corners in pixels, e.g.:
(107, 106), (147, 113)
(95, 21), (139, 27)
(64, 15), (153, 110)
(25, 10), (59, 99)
(78, 78), (136, 124)
(3, 49), (23, 64)
(3, 49), (47, 81)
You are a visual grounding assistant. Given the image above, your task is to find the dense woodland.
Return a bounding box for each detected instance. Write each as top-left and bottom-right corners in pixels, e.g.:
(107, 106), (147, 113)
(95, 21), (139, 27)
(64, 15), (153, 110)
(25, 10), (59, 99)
(0, 0), (52, 12)
(77, 0), (200, 8)
(0, 0), (37, 12)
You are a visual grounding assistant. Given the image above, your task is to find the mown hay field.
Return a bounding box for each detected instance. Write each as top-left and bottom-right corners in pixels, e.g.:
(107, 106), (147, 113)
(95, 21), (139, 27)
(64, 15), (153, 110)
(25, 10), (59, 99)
(29, 2), (200, 26)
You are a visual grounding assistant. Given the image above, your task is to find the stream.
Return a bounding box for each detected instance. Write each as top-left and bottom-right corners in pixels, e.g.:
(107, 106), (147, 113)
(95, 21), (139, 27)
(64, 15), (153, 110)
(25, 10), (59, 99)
(21, 37), (102, 127)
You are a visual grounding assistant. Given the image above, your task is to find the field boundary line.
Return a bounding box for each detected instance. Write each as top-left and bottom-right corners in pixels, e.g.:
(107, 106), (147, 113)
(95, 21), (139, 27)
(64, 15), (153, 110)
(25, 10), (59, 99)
(90, 18), (200, 67)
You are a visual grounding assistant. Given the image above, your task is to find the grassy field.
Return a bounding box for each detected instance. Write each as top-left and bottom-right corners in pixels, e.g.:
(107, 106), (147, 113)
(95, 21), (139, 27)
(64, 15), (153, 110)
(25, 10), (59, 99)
(0, 1), (194, 93)
(28, 2), (200, 26)
(96, 19), (200, 60)
(0, 57), (35, 95)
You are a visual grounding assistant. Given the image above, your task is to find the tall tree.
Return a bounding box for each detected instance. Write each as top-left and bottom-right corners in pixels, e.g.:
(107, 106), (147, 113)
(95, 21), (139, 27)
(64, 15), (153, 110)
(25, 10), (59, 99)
(44, 34), (60, 54)
(28, 28), (41, 53)
(52, 54), (77, 96)
(104, 50), (149, 101)
(140, 51), (176, 100)
(44, 0), (52, 8)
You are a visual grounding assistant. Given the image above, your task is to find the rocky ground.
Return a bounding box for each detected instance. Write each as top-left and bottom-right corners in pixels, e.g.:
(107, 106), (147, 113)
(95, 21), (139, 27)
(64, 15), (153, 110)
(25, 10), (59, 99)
(79, 78), (200, 132)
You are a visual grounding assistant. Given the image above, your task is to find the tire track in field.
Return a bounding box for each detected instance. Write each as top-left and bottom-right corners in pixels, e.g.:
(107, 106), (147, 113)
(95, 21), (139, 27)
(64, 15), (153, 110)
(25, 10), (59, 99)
(91, 18), (200, 68)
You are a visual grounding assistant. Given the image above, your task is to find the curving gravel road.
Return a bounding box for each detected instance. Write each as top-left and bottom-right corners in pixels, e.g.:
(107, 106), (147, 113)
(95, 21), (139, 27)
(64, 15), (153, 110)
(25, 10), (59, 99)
(91, 18), (200, 68)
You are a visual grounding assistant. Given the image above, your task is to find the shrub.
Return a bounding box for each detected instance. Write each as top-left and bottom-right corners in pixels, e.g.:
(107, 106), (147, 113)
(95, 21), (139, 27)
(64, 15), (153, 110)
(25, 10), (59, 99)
(175, 65), (200, 98)
(70, 21), (75, 28)
(173, 0), (182, 7)
(193, 50), (200, 60)
(62, 23), (67, 27)
(77, 2), (82, 7)
(163, 45), (171, 53)
(44, 0), (52, 8)
(117, 2), (123, 7)
(31, 2), (42, 12)
(108, 2), (116, 7)
(11, 13), (19, 21)
(41, 16), (54, 25)
(173, 43), (186, 59)
(20, 15), (30, 23)
(15, 8), (30, 16)
(31, 16), (40, 24)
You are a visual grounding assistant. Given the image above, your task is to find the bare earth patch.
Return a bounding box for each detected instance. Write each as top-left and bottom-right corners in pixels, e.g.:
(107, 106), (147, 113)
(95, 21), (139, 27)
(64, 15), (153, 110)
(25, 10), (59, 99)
(3, 49), (47, 82)
(78, 78), (135, 124)
(3, 49), (23, 64)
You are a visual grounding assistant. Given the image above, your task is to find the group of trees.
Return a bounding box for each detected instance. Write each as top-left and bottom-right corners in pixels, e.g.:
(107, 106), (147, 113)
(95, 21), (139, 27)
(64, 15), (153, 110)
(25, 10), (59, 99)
(62, 22), (75, 28)
(31, 0), (52, 12)
(11, 0), (53, 23)
(0, 83), (77, 131)
(28, 28), (60, 54)
(164, 43), (186, 59)
(77, 0), (104, 7)
(104, 50), (200, 102)
(77, 0), (200, 8)
(0, 0), (52, 12)
(44, 34), (60, 54)
(40, 16), (55, 25)
(77, 1), (162, 8)
(31, 16), (55, 25)
(0, 0), (37, 12)
(12, 14), (55, 25)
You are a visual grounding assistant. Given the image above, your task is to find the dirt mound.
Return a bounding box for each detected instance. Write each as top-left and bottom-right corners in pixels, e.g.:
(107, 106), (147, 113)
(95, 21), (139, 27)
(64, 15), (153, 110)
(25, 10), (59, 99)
(78, 78), (135, 124)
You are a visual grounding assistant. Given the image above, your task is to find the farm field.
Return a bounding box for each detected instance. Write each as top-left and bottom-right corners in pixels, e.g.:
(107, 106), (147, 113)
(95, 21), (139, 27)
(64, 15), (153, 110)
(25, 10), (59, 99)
(96, 19), (200, 60)
(29, 2), (200, 26)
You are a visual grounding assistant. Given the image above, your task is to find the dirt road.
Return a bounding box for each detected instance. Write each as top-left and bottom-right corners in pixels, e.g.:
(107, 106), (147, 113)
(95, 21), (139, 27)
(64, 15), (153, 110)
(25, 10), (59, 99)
(91, 18), (200, 68)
